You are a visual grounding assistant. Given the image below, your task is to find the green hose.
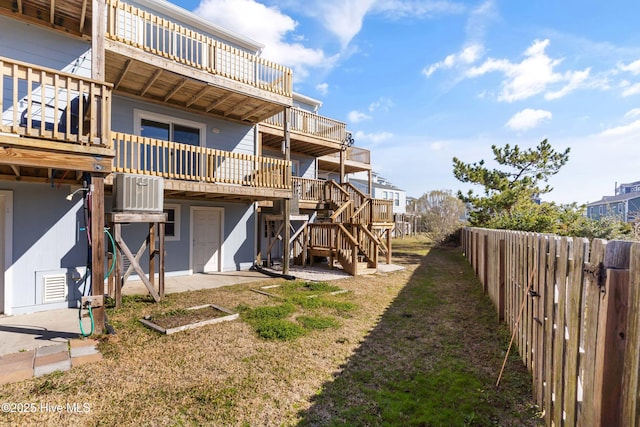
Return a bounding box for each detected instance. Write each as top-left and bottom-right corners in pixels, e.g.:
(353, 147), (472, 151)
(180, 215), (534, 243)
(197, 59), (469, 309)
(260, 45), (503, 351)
(104, 227), (116, 280)
(79, 304), (94, 337)
(78, 228), (114, 337)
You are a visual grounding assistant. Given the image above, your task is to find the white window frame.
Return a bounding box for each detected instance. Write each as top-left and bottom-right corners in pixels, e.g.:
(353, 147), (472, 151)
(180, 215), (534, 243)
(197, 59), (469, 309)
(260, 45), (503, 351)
(134, 109), (207, 146)
(599, 206), (603, 215)
(162, 203), (181, 242)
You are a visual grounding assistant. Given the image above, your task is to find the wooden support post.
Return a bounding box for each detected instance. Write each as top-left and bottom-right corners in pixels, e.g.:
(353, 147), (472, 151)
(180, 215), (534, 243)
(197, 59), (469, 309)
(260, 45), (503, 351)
(483, 233), (489, 293)
(283, 107), (291, 274)
(386, 228), (391, 264)
(340, 148), (345, 184)
(159, 222), (165, 299)
(92, 0), (105, 81)
(90, 175), (105, 334)
(114, 223), (122, 308)
(149, 223), (156, 291)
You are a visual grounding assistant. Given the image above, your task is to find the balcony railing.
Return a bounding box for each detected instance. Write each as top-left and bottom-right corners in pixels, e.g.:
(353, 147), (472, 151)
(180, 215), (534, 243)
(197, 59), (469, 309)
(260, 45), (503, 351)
(0, 56), (112, 146)
(263, 107), (346, 143)
(106, 0), (292, 97)
(322, 146), (371, 164)
(112, 132), (291, 188)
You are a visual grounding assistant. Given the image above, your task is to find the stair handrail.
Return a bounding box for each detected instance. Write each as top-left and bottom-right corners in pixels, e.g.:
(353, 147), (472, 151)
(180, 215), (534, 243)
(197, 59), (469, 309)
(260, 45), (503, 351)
(330, 200), (353, 223)
(325, 179), (350, 205)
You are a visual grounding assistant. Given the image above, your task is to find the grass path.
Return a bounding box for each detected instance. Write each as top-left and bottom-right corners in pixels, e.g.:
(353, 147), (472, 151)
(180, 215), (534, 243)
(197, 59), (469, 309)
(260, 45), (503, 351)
(0, 239), (542, 426)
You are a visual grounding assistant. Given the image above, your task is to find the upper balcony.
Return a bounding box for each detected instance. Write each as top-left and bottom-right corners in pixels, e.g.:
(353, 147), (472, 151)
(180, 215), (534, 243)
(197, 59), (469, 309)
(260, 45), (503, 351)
(104, 0), (293, 123)
(260, 107), (346, 156)
(0, 56), (114, 179)
(110, 132), (291, 202)
(317, 145), (371, 174)
(0, 1), (293, 124)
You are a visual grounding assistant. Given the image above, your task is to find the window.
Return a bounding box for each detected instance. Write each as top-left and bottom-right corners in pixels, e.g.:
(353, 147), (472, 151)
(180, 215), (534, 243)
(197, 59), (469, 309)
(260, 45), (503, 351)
(291, 160), (300, 177)
(394, 192), (400, 206)
(134, 110), (206, 175)
(589, 207), (594, 216)
(619, 203), (624, 214)
(599, 206), (603, 215)
(383, 191), (388, 199)
(162, 204), (180, 241)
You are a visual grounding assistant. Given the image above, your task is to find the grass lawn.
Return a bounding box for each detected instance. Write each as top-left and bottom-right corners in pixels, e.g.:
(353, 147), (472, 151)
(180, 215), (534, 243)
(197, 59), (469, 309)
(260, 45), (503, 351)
(0, 238), (542, 426)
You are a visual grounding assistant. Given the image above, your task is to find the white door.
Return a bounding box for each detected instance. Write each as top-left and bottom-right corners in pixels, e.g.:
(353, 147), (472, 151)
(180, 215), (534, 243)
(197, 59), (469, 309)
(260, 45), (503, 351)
(192, 208), (222, 273)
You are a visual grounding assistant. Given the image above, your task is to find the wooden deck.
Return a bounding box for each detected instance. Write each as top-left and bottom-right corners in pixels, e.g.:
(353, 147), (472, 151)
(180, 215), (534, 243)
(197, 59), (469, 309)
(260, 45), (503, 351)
(260, 107), (346, 156)
(0, 56), (114, 179)
(104, 0), (292, 124)
(111, 132), (291, 201)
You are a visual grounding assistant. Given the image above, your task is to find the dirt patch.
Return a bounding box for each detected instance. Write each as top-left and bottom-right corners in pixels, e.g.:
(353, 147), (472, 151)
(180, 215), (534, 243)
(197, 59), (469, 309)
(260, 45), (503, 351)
(141, 304), (237, 334)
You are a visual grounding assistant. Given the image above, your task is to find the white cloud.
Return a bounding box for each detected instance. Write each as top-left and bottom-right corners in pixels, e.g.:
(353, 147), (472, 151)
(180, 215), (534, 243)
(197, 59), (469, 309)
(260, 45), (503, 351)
(624, 108), (640, 119)
(545, 68), (590, 100)
(505, 109), (552, 131)
(368, 97), (395, 112)
(619, 59), (640, 75)
(348, 110), (372, 123)
(430, 141), (445, 150)
(316, 82), (329, 96)
(622, 82), (640, 97)
(597, 119), (640, 137)
(353, 130), (394, 144)
(373, 0), (466, 19)
(195, 0), (334, 80)
(423, 44), (484, 77)
(465, 39), (593, 102)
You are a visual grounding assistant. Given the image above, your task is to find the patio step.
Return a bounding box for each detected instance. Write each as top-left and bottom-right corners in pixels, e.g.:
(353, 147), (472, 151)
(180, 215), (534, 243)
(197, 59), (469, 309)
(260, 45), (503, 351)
(0, 339), (102, 386)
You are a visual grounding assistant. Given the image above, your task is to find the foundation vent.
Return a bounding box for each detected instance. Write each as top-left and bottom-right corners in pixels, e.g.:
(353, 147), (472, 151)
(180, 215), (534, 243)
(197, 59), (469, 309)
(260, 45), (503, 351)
(42, 274), (68, 303)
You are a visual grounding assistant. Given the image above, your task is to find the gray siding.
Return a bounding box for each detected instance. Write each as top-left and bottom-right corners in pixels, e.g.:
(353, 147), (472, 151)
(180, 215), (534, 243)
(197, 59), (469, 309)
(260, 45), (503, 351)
(0, 182), (89, 314)
(111, 96), (255, 154)
(0, 16), (91, 76)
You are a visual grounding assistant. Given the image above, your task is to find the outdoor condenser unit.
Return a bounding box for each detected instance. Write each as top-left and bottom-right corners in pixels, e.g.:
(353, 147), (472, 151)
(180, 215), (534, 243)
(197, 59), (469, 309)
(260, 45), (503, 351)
(113, 173), (164, 212)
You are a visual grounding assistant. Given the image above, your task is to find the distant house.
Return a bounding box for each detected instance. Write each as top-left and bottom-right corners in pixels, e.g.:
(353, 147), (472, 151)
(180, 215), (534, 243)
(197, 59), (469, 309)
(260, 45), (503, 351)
(586, 181), (640, 222)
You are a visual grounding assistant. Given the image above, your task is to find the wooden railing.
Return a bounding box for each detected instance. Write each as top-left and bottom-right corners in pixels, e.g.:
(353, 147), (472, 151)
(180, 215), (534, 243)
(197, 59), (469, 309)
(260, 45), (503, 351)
(321, 146), (371, 165)
(371, 199), (393, 222)
(112, 132), (290, 188)
(292, 177), (325, 202)
(263, 107), (346, 143)
(0, 56), (112, 146)
(462, 227), (640, 427)
(106, 0), (292, 97)
(325, 180), (350, 207)
(335, 224), (358, 275)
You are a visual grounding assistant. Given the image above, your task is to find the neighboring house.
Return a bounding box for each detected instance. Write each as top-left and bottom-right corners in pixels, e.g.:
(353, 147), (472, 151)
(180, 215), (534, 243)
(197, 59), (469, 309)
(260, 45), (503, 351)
(586, 190), (640, 223)
(349, 172), (408, 236)
(0, 0), (392, 317)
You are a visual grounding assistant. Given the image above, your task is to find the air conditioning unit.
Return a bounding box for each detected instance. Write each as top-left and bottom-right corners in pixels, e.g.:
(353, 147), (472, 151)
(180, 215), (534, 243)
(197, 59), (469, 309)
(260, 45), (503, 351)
(113, 173), (164, 212)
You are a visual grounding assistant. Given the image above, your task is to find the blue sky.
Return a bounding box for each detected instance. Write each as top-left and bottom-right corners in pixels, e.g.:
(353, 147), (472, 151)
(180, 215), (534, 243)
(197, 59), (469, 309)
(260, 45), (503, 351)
(177, 0), (640, 204)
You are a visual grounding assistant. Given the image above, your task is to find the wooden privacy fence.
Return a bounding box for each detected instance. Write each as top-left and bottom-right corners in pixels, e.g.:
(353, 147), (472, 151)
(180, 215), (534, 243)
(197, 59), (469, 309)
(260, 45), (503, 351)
(461, 227), (640, 427)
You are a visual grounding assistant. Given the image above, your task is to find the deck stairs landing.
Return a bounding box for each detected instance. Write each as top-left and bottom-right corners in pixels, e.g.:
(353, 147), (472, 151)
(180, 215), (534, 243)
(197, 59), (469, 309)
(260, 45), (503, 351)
(295, 180), (392, 276)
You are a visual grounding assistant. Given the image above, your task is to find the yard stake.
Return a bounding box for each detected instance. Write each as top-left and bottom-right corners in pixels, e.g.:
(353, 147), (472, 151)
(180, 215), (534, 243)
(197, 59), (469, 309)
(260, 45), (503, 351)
(496, 265), (537, 388)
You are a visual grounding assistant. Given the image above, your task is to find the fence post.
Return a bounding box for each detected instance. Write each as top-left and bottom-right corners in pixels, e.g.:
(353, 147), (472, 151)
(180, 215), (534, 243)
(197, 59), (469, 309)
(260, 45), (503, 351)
(483, 233), (489, 293)
(591, 241), (632, 427)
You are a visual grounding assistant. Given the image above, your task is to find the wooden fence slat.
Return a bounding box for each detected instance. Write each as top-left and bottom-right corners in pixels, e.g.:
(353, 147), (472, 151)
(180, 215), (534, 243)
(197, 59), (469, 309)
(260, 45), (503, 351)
(622, 243), (640, 425)
(553, 236), (570, 425)
(579, 238), (606, 425)
(543, 236), (558, 426)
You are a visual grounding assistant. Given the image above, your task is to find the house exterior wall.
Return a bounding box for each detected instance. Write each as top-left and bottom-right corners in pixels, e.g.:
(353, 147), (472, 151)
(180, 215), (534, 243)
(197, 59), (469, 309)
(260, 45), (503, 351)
(111, 96), (255, 154)
(0, 16), (92, 77)
(372, 187), (406, 215)
(0, 182), (90, 314)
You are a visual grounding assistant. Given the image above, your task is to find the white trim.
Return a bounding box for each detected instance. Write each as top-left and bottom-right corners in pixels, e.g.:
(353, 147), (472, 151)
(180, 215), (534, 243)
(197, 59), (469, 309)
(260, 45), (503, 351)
(189, 206), (224, 273)
(134, 109), (207, 147)
(0, 191), (13, 315)
(163, 203), (181, 241)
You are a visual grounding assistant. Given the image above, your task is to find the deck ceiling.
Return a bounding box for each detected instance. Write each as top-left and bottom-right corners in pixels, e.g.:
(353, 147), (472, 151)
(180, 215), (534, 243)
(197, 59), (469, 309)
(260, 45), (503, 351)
(0, 0), (92, 37)
(105, 51), (287, 125)
(260, 128), (343, 157)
